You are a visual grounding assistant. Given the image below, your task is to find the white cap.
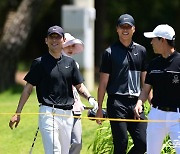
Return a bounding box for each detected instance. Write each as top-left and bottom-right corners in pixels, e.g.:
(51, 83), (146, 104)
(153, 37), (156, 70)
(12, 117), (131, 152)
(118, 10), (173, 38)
(63, 33), (84, 54)
(144, 24), (175, 40)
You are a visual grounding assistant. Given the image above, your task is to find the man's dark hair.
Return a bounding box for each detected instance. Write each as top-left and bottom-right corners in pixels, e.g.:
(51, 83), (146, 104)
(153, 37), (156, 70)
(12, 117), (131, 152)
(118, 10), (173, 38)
(167, 39), (175, 48)
(158, 36), (176, 48)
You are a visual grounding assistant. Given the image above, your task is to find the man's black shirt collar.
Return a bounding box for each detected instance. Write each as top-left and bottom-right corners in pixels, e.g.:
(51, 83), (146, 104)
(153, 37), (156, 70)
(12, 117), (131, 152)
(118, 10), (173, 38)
(160, 50), (177, 63)
(118, 41), (134, 51)
(47, 52), (62, 62)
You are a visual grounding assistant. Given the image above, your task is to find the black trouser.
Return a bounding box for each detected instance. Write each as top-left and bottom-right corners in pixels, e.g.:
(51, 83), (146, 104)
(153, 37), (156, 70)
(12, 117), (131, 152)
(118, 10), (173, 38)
(107, 95), (147, 154)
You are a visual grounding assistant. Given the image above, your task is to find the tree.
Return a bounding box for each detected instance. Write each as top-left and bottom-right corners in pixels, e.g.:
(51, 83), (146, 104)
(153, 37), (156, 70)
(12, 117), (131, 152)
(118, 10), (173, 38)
(0, 0), (179, 91)
(95, 0), (107, 68)
(0, 0), (45, 91)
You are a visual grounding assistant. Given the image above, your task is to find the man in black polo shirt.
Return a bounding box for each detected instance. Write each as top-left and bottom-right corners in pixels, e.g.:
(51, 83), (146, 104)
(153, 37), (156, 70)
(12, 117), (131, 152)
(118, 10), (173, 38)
(96, 14), (148, 154)
(134, 24), (180, 154)
(9, 25), (98, 154)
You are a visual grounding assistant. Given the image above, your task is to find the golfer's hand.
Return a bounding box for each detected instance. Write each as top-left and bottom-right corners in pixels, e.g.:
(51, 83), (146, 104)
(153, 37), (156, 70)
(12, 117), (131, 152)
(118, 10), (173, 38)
(134, 102), (143, 120)
(9, 114), (20, 129)
(88, 97), (98, 112)
(96, 108), (103, 125)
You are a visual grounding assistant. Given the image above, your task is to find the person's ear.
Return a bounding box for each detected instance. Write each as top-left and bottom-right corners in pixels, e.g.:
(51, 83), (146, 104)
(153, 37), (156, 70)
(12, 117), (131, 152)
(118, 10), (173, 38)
(116, 25), (119, 32)
(162, 38), (166, 42)
(133, 26), (135, 33)
(63, 36), (66, 42)
(45, 38), (48, 44)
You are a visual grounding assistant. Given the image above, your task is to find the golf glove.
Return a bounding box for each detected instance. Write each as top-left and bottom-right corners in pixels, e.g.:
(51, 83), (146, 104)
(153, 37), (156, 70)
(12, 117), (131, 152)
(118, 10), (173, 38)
(88, 96), (98, 112)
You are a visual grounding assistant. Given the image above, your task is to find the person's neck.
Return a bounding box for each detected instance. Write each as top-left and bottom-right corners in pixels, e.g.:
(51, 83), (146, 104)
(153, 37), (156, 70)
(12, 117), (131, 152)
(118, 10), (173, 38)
(49, 50), (61, 59)
(162, 48), (175, 58)
(119, 38), (132, 47)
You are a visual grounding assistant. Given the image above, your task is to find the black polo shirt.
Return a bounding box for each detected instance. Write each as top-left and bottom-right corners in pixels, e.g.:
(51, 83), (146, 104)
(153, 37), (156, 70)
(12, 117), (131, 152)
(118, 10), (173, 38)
(100, 41), (147, 96)
(24, 53), (84, 107)
(145, 51), (180, 108)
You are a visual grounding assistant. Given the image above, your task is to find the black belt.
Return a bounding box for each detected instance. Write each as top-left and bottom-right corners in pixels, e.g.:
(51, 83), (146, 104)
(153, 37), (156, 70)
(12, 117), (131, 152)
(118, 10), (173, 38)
(110, 94), (138, 99)
(153, 105), (179, 112)
(41, 103), (73, 110)
(126, 95), (137, 99)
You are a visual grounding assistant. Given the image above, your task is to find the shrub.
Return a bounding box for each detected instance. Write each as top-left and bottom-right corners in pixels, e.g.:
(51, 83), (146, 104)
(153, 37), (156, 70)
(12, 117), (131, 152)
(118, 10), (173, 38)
(89, 101), (176, 154)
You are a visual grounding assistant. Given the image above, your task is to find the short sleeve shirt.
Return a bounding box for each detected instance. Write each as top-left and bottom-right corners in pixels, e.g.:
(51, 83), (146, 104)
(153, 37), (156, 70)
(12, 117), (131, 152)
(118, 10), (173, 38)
(100, 41), (147, 96)
(145, 51), (180, 107)
(24, 53), (84, 107)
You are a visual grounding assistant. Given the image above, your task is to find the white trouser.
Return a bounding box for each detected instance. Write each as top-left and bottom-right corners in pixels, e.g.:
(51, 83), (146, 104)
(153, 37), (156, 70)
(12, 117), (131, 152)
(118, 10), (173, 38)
(39, 105), (73, 154)
(69, 117), (82, 154)
(147, 107), (180, 154)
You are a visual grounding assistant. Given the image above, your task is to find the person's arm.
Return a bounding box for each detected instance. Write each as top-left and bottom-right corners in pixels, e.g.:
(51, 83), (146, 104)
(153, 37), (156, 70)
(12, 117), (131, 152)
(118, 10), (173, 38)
(75, 83), (91, 100)
(9, 83), (33, 129)
(96, 72), (109, 125)
(75, 83), (98, 111)
(134, 83), (151, 120)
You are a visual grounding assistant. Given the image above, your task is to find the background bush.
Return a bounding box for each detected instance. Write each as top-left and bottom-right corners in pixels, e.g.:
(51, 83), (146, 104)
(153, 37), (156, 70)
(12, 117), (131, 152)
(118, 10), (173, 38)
(90, 102), (176, 154)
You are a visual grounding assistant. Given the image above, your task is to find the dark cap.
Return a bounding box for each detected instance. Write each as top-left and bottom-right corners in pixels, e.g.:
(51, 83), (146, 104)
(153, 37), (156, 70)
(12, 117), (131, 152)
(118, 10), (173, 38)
(47, 25), (64, 37)
(117, 14), (135, 27)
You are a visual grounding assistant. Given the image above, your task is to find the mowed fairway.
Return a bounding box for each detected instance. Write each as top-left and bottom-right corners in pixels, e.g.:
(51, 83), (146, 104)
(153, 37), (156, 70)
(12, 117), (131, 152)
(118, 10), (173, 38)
(0, 86), (99, 154)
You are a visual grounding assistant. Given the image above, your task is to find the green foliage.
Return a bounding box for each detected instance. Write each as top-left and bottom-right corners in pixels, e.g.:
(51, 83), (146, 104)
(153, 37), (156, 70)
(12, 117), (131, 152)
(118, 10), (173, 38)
(144, 101), (151, 117)
(89, 122), (135, 154)
(126, 132), (133, 153)
(17, 61), (31, 71)
(88, 122), (113, 154)
(161, 135), (176, 154)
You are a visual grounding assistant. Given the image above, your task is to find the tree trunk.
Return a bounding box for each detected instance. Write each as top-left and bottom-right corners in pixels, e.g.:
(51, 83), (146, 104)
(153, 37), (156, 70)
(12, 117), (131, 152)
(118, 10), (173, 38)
(95, 0), (107, 81)
(0, 0), (43, 91)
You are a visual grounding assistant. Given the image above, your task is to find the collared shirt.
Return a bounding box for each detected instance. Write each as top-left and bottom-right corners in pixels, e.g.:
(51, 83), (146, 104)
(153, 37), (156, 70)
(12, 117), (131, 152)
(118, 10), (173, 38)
(24, 53), (84, 107)
(100, 41), (147, 96)
(145, 51), (180, 107)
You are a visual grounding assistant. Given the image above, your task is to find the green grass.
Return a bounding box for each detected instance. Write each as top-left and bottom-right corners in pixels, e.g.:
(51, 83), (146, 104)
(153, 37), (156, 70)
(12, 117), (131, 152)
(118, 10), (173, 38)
(1, 85), (176, 154)
(0, 85), (99, 154)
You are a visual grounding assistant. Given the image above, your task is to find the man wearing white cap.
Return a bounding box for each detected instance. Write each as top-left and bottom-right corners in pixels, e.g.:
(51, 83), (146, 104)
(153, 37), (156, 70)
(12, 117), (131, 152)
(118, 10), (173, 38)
(134, 24), (180, 154)
(62, 33), (98, 154)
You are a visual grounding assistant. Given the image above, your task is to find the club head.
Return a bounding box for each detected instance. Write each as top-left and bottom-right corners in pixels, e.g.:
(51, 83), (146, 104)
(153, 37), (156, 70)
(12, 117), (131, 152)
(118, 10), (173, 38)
(87, 109), (107, 120)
